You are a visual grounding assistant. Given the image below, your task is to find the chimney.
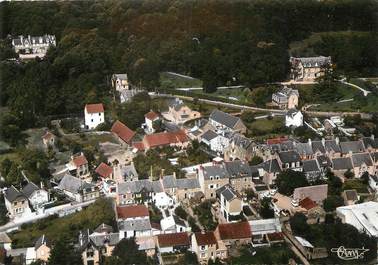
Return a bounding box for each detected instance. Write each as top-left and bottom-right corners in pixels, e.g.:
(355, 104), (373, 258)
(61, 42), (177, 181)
(40, 181), (44, 189)
(173, 172), (176, 179)
(79, 231), (83, 246)
(371, 135), (375, 140)
(321, 138), (325, 146)
(308, 138), (312, 146)
(335, 137), (340, 145)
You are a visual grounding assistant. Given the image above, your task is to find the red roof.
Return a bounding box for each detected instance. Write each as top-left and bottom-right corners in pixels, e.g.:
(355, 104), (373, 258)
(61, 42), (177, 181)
(116, 205), (149, 219)
(266, 136), (288, 145)
(85, 103), (104, 113)
(145, 111), (159, 121)
(111, 120), (136, 144)
(299, 197), (317, 210)
(267, 232), (284, 242)
(195, 232), (217, 246)
(95, 162), (113, 178)
(217, 221), (251, 240)
(73, 155), (88, 167)
(157, 232), (190, 248)
(132, 142), (145, 151)
(143, 130), (188, 149)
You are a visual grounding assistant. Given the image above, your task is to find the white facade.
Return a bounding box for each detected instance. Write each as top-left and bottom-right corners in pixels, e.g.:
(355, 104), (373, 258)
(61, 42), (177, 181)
(369, 175), (378, 192)
(160, 216), (188, 233)
(285, 110), (303, 127)
(112, 74), (129, 91)
(84, 106), (104, 130)
(209, 135), (230, 154)
(28, 190), (49, 209)
(152, 192), (175, 209)
(12, 35), (56, 60)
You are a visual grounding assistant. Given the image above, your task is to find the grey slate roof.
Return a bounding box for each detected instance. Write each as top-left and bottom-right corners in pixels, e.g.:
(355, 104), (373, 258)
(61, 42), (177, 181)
(117, 180), (163, 194)
(362, 137), (378, 149)
(90, 232), (120, 247)
(209, 109), (240, 129)
(176, 178), (200, 189)
(4, 186), (26, 202)
(278, 151), (301, 163)
(324, 140), (341, 153)
(303, 160), (320, 173)
(292, 56), (331, 68)
(340, 141), (365, 154)
(316, 155), (332, 168)
(352, 153), (373, 167)
(312, 141), (326, 154)
(113, 73), (128, 80)
(58, 174), (94, 194)
(201, 130), (218, 142)
(294, 142), (313, 156)
(231, 133), (253, 149)
(35, 234), (51, 250)
(225, 160), (252, 178)
(121, 164), (138, 180)
(260, 159), (281, 173)
(371, 152), (378, 162)
(21, 182), (40, 198)
(202, 164), (230, 180)
(216, 185), (238, 201)
(118, 218), (151, 231)
(94, 223), (113, 234)
(162, 175), (177, 189)
(332, 157), (353, 170)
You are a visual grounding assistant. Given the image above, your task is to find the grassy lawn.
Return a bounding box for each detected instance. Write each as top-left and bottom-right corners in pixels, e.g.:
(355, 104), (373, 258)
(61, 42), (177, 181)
(10, 198), (115, 247)
(343, 179), (369, 193)
(160, 72), (202, 88)
(230, 244), (297, 265)
(63, 133), (119, 147)
(244, 117), (286, 138)
(192, 87), (250, 104)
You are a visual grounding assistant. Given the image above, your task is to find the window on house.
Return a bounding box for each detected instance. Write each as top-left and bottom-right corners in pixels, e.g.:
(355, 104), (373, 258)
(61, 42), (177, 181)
(91, 119), (93, 122)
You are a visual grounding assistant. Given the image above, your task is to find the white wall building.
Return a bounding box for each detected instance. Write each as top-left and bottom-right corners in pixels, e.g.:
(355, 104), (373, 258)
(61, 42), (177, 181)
(12, 35), (56, 59)
(285, 109), (303, 127)
(112, 74), (129, 91)
(84, 103), (105, 130)
(21, 182), (49, 210)
(152, 192), (175, 210)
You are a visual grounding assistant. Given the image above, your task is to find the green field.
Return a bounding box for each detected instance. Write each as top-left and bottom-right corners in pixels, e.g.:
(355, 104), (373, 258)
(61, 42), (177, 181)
(160, 72), (202, 88)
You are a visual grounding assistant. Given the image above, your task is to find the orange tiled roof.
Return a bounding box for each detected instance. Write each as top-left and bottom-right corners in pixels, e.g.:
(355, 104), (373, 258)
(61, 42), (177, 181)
(111, 120), (136, 144)
(73, 155), (88, 167)
(144, 130), (188, 149)
(217, 221), (251, 240)
(195, 232), (217, 246)
(145, 111), (159, 121)
(95, 162), (113, 178)
(299, 197), (317, 210)
(157, 232), (190, 248)
(116, 205), (149, 219)
(85, 103), (104, 113)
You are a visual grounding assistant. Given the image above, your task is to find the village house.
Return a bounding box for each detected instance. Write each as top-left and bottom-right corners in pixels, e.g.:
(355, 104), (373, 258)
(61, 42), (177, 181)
(351, 152), (374, 177)
(302, 159), (322, 181)
(111, 74), (129, 91)
(200, 130), (231, 154)
(198, 160), (230, 199)
(285, 109), (303, 128)
(191, 232), (228, 264)
(143, 111), (160, 134)
(116, 205), (152, 239)
(340, 140), (365, 156)
(67, 152), (89, 179)
(277, 150), (303, 171)
(214, 221), (252, 247)
(95, 162), (113, 180)
(164, 98), (201, 124)
(133, 130), (190, 151)
(120, 163), (138, 182)
(12, 34), (56, 59)
(342, 190), (359, 206)
(79, 225), (120, 265)
(160, 215), (189, 233)
(362, 135), (378, 152)
(84, 103), (105, 130)
(216, 185), (243, 222)
(331, 157), (353, 178)
(248, 218), (283, 247)
(290, 56), (331, 82)
(293, 184), (328, 205)
(21, 182), (49, 210)
(116, 179), (163, 205)
(271, 86), (299, 109)
(209, 109), (246, 134)
(293, 140), (314, 160)
(4, 186), (32, 219)
(224, 160), (254, 193)
(57, 174), (99, 202)
(111, 120), (136, 146)
(257, 159), (282, 184)
(224, 133), (255, 161)
(156, 232), (190, 254)
(34, 235), (51, 263)
(41, 131), (56, 149)
(298, 197), (326, 224)
(161, 175), (202, 201)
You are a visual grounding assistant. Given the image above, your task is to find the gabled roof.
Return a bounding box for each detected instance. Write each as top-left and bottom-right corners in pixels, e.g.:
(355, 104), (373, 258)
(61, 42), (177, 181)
(176, 178), (200, 190)
(316, 155), (332, 168)
(293, 184), (328, 203)
(352, 153), (373, 167)
(344, 189), (358, 201)
(195, 232), (217, 246)
(157, 232), (190, 248)
(21, 182), (40, 198)
(216, 185), (239, 202)
(201, 130), (218, 142)
(294, 142), (313, 156)
(231, 133), (253, 149)
(85, 103), (104, 113)
(202, 164), (230, 180)
(34, 234), (51, 250)
(362, 137), (378, 149)
(117, 180), (163, 194)
(278, 150), (301, 163)
(291, 56), (331, 68)
(94, 223), (113, 234)
(340, 141), (365, 154)
(209, 109), (241, 129)
(58, 174), (95, 194)
(89, 232), (120, 247)
(312, 141), (326, 153)
(324, 140), (341, 153)
(118, 218), (151, 231)
(299, 197), (317, 210)
(145, 111), (159, 121)
(4, 186), (26, 202)
(260, 159), (281, 173)
(143, 130), (188, 149)
(121, 163), (138, 179)
(111, 120), (136, 144)
(225, 160), (252, 178)
(95, 163), (113, 178)
(303, 160), (320, 173)
(217, 221), (251, 240)
(332, 157), (353, 170)
(116, 205), (149, 219)
(72, 155), (88, 167)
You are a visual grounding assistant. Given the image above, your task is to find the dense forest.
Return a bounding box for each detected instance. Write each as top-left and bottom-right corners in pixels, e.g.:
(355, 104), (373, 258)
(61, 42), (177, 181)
(0, 0), (377, 133)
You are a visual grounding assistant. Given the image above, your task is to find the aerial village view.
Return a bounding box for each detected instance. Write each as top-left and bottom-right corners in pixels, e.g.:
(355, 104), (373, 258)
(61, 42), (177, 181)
(0, 1), (377, 265)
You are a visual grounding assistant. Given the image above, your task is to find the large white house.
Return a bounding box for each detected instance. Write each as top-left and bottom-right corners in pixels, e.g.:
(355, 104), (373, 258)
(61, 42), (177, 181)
(201, 130), (231, 154)
(21, 182), (49, 210)
(285, 109), (303, 127)
(12, 35), (56, 60)
(84, 103), (105, 130)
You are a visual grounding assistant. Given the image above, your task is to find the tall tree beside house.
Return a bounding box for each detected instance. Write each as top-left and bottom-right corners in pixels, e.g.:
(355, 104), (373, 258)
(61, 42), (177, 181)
(47, 237), (81, 265)
(275, 170), (309, 196)
(105, 238), (150, 265)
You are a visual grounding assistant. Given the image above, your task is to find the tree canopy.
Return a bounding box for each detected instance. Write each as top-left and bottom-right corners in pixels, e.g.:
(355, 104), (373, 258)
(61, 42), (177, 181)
(276, 170), (309, 196)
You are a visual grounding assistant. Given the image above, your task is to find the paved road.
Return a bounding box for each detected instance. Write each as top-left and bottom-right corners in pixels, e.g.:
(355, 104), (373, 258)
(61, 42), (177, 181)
(340, 78), (371, 96)
(0, 200), (96, 233)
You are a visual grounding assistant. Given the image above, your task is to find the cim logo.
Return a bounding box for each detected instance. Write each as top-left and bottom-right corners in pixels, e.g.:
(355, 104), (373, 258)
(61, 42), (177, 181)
(331, 246), (369, 260)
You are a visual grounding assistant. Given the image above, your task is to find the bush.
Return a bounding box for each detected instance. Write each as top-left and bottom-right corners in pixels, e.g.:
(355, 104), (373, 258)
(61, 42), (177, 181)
(174, 206), (188, 220)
